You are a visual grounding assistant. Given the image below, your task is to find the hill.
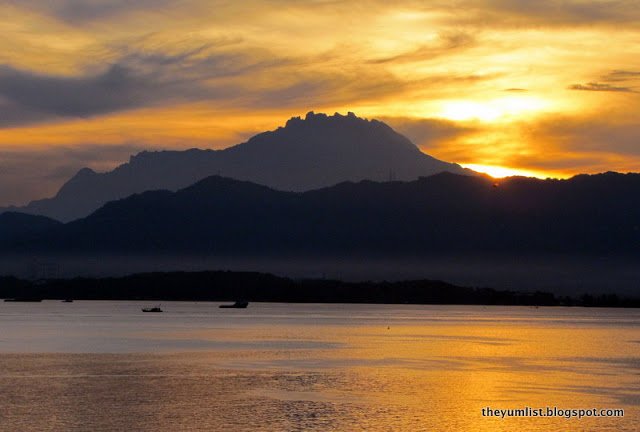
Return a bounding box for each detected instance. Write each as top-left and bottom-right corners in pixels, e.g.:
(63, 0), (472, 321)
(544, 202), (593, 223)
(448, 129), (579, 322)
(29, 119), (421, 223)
(0, 212), (62, 243)
(4, 171), (640, 257)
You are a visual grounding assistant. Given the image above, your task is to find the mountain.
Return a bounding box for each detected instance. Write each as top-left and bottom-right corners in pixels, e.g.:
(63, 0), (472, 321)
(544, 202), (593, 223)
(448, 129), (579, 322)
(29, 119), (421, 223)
(5, 171), (640, 256)
(0, 212), (62, 243)
(1, 112), (467, 222)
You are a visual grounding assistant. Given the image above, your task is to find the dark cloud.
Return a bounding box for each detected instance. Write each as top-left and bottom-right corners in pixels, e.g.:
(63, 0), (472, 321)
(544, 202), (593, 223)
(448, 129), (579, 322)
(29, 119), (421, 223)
(427, 0), (640, 30)
(567, 70), (639, 93)
(2, 35), (441, 127)
(601, 70), (640, 82)
(479, 0), (640, 26)
(568, 82), (634, 92)
(0, 64), (150, 117)
(0, 24), (508, 138)
(12, 0), (640, 27)
(505, 0), (636, 21)
(0, 44), (284, 127)
(8, 0), (175, 23)
(0, 99), (59, 127)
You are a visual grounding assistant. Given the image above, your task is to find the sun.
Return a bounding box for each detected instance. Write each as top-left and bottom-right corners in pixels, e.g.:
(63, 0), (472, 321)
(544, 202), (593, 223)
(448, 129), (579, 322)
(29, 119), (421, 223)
(437, 96), (549, 122)
(439, 101), (501, 121)
(462, 163), (551, 179)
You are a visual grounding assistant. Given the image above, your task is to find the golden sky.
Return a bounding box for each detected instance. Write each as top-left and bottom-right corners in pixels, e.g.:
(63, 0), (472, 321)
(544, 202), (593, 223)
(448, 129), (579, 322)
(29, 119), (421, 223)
(1, 0), (639, 205)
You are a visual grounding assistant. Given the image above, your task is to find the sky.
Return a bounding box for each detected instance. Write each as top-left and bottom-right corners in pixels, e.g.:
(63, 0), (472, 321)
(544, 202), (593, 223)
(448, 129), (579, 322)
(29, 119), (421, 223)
(0, 0), (639, 206)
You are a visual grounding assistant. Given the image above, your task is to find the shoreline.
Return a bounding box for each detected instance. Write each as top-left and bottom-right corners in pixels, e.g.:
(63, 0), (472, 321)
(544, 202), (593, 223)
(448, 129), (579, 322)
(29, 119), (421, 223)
(2, 270), (638, 308)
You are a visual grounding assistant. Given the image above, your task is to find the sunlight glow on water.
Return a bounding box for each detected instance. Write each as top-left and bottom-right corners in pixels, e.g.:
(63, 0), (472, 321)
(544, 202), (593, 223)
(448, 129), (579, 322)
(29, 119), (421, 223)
(0, 302), (637, 431)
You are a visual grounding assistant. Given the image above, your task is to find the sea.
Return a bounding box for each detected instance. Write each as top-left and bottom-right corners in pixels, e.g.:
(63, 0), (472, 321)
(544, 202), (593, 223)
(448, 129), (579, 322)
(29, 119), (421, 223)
(0, 301), (637, 431)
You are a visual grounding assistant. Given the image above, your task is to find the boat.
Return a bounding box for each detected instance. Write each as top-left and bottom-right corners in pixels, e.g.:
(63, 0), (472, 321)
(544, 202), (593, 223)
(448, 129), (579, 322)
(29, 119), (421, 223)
(4, 298), (43, 302)
(219, 300), (249, 309)
(62, 299), (74, 303)
(142, 306), (163, 312)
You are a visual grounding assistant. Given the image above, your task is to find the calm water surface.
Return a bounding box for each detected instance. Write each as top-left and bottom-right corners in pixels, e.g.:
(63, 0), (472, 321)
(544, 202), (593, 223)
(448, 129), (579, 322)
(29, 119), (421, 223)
(0, 302), (637, 431)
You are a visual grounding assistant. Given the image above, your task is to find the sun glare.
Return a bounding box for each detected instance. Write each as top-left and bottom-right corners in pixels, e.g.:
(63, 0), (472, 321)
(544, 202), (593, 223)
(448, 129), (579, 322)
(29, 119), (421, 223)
(437, 97), (549, 122)
(462, 163), (552, 179)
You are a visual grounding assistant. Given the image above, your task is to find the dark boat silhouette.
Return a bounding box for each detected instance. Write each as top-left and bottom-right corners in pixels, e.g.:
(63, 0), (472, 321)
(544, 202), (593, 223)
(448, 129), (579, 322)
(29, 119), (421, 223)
(219, 300), (249, 309)
(4, 298), (43, 302)
(62, 299), (73, 303)
(142, 306), (163, 312)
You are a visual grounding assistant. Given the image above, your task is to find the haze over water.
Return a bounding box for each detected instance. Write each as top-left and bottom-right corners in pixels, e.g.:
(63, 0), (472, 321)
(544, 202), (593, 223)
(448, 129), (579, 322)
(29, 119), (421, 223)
(0, 302), (637, 431)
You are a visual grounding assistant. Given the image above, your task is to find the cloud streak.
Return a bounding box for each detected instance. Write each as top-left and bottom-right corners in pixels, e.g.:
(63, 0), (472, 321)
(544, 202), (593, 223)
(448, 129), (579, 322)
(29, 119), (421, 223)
(0, 38), (463, 128)
(0, 64), (150, 117)
(602, 70), (640, 82)
(0, 44), (286, 126)
(450, 0), (640, 27)
(7, 0), (176, 23)
(568, 82), (635, 92)
(367, 31), (475, 64)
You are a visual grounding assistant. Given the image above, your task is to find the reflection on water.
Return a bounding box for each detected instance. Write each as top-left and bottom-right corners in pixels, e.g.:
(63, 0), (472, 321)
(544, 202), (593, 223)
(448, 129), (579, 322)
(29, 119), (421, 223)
(0, 302), (637, 431)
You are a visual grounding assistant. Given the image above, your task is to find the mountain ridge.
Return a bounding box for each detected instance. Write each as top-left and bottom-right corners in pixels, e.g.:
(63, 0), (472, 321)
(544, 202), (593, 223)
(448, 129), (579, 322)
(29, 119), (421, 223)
(0, 112), (468, 222)
(3, 171), (639, 256)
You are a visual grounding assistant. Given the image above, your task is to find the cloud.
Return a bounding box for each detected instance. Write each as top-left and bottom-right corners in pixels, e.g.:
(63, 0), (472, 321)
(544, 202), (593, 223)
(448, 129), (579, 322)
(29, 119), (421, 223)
(455, 0), (640, 27)
(568, 82), (634, 92)
(250, 69), (414, 110)
(380, 117), (476, 150)
(566, 69), (640, 93)
(0, 43), (284, 127)
(0, 64), (150, 117)
(497, 0), (640, 23)
(449, 113), (640, 174)
(1, 36), (453, 128)
(10, 0), (640, 32)
(7, 0), (176, 23)
(367, 31), (475, 64)
(601, 70), (640, 82)
(388, 110), (640, 176)
(0, 99), (58, 127)
(532, 116), (640, 157)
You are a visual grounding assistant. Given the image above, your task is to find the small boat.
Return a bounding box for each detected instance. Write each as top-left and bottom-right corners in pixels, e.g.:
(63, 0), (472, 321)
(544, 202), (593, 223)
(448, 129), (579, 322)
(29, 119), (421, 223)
(219, 300), (249, 309)
(142, 306), (163, 313)
(4, 298), (43, 302)
(62, 299), (74, 303)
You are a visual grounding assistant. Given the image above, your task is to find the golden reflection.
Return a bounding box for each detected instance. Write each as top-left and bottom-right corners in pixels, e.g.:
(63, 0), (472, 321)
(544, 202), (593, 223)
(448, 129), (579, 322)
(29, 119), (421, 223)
(0, 304), (638, 430)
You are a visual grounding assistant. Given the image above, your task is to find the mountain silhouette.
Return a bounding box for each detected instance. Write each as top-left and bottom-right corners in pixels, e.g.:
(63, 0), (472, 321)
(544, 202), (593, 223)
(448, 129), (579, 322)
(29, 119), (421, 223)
(4, 171), (639, 256)
(0, 212), (62, 243)
(1, 112), (467, 222)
